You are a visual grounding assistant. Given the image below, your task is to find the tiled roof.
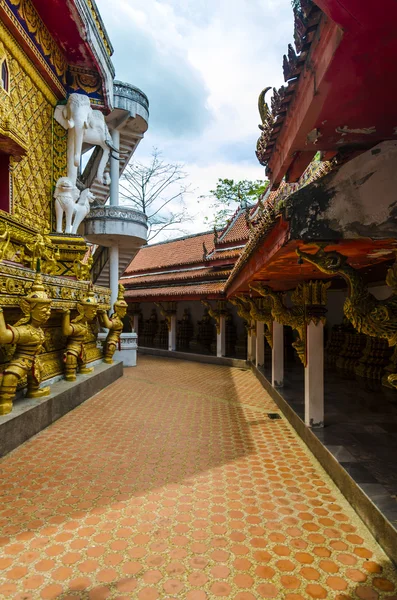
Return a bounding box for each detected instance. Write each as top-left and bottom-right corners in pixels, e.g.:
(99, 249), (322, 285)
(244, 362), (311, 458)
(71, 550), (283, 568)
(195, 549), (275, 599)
(210, 247), (244, 260)
(124, 281), (226, 299)
(225, 159), (337, 290)
(220, 212), (250, 244)
(123, 231), (215, 275)
(122, 268), (232, 287)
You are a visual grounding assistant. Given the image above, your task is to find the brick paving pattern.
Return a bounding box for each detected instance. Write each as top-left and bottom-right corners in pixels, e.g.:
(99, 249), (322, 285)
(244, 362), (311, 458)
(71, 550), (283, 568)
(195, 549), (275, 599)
(0, 356), (396, 600)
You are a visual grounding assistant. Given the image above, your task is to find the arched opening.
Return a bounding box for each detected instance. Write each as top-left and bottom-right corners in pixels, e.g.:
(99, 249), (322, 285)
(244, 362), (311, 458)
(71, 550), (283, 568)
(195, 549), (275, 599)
(1, 59), (9, 92)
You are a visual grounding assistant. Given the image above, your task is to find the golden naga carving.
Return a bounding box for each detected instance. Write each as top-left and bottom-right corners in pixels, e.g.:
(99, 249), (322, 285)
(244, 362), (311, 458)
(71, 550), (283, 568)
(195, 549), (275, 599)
(201, 300), (226, 335)
(61, 286), (98, 381)
(98, 285), (127, 364)
(0, 267), (52, 415)
(256, 87), (274, 167)
(297, 245), (397, 387)
(155, 302), (176, 331)
(250, 280), (330, 367)
(228, 296), (255, 337)
(238, 292), (273, 348)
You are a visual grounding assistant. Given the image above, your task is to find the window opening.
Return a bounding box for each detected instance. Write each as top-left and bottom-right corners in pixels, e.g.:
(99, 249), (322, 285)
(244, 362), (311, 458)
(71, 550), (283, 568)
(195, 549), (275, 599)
(1, 59), (9, 92)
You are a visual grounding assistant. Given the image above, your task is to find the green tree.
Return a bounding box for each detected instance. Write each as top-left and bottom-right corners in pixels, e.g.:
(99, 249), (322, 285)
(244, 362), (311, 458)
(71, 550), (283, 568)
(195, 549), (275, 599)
(202, 178), (268, 228)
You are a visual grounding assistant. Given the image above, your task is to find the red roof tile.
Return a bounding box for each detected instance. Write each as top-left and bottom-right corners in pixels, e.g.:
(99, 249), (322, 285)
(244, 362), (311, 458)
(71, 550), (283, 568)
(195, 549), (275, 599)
(124, 231), (215, 275)
(122, 268), (231, 287)
(220, 212), (250, 244)
(124, 281), (226, 299)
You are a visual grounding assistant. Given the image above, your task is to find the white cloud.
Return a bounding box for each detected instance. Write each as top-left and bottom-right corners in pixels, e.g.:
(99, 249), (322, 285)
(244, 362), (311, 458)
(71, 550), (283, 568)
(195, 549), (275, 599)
(95, 0), (294, 240)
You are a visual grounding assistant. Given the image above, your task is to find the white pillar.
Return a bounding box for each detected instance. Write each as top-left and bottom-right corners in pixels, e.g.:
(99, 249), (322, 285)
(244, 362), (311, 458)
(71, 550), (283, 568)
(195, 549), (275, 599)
(304, 321), (324, 428)
(217, 315), (226, 357)
(256, 321), (265, 368)
(133, 314), (139, 335)
(251, 322), (256, 363)
(110, 129), (120, 207)
(247, 330), (252, 361)
(109, 245), (119, 308)
(247, 322), (256, 362)
(168, 314), (176, 351)
(272, 321), (284, 387)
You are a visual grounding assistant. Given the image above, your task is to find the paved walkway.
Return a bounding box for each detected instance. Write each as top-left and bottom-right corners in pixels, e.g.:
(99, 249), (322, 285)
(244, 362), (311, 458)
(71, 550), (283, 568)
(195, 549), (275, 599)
(0, 356), (396, 600)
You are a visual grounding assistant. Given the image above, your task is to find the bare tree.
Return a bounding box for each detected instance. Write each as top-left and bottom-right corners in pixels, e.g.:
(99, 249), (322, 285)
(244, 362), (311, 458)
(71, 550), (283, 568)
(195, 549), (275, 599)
(119, 148), (193, 242)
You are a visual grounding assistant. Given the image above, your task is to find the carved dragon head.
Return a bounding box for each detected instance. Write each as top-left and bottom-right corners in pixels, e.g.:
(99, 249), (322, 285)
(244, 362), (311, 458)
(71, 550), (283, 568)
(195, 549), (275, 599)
(249, 282), (272, 297)
(296, 246), (348, 275)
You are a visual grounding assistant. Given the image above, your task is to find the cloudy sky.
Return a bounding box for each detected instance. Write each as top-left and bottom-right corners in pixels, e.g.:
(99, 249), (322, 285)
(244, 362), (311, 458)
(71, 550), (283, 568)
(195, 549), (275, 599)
(96, 0), (293, 239)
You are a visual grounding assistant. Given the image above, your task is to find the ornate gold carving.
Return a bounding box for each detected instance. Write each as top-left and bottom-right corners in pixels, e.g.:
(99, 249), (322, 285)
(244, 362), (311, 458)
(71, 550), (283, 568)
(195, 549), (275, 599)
(200, 300), (226, 335)
(297, 246), (397, 386)
(0, 19), (59, 103)
(0, 36), (56, 230)
(85, 0), (113, 57)
(53, 117), (67, 184)
(155, 301), (177, 331)
(251, 280), (330, 366)
(0, 269), (52, 415)
(98, 284), (127, 364)
(237, 293), (273, 348)
(229, 296), (255, 337)
(0, 262), (110, 309)
(73, 256), (93, 281)
(2, 0), (67, 91)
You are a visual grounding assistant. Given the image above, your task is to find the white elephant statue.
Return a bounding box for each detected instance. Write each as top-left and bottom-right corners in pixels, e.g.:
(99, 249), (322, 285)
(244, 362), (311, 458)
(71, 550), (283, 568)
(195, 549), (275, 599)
(71, 188), (96, 234)
(54, 177), (79, 234)
(54, 93), (119, 186)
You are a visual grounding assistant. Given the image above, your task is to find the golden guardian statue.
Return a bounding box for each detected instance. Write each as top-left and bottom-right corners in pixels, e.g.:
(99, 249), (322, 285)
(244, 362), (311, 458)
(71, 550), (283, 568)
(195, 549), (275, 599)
(98, 284), (127, 364)
(0, 270), (52, 415)
(62, 286), (98, 381)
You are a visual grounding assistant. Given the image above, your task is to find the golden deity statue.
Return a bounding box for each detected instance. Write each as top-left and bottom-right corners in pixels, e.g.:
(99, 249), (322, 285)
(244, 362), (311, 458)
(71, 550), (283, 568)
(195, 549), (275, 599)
(98, 284), (127, 364)
(0, 270), (52, 415)
(62, 286), (98, 381)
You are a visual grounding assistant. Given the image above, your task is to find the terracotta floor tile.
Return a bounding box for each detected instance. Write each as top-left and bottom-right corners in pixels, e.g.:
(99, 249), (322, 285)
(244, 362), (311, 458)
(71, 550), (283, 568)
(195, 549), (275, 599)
(0, 357), (396, 599)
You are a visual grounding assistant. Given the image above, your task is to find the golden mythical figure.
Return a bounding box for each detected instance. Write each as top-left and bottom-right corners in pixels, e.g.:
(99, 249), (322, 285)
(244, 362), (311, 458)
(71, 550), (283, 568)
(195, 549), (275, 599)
(0, 270), (52, 415)
(62, 286), (98, 381)
(98, 284), (127, 364)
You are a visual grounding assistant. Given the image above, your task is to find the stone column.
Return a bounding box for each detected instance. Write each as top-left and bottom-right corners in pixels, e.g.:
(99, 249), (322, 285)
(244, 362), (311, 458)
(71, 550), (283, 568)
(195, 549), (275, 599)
(168, 314), (177, 351)
(304, 321), (324, 428)
(272, 321), (284, 387)
(110, 129), (120, 207)
(256, 321), (265, 368)
(109, 245), (119, 309)
(217, 314), (226, 357)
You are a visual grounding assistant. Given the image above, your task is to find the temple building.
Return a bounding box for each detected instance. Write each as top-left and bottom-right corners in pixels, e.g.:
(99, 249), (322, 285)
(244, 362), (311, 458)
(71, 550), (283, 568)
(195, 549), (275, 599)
(0, 0), (148, 428)
(122, 205), (253, 360)
(120, 0), (397, 561)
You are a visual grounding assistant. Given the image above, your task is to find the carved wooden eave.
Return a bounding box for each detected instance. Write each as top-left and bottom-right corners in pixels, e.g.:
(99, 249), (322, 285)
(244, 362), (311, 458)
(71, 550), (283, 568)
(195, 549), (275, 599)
(226, 141), (397, 296)
(256, 0), (397, 189)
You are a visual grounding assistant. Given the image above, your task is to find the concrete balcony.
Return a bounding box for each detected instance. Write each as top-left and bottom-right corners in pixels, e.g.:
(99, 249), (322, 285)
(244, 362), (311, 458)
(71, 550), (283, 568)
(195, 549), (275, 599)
(84, 81), (149, 204)
(84, 205), (148, 249)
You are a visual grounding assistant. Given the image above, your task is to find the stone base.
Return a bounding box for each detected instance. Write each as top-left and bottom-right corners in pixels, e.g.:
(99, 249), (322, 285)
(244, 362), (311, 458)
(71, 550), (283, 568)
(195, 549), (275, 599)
(0, 361), (123, 458)
(114, 348), (137, 367)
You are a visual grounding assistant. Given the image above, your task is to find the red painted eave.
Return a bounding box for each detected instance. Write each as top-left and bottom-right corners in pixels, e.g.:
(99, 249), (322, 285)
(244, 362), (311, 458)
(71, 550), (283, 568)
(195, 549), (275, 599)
(226, 217), (290, 296)
(31, 0), (98, 69)
(268, 0), (397, 188)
